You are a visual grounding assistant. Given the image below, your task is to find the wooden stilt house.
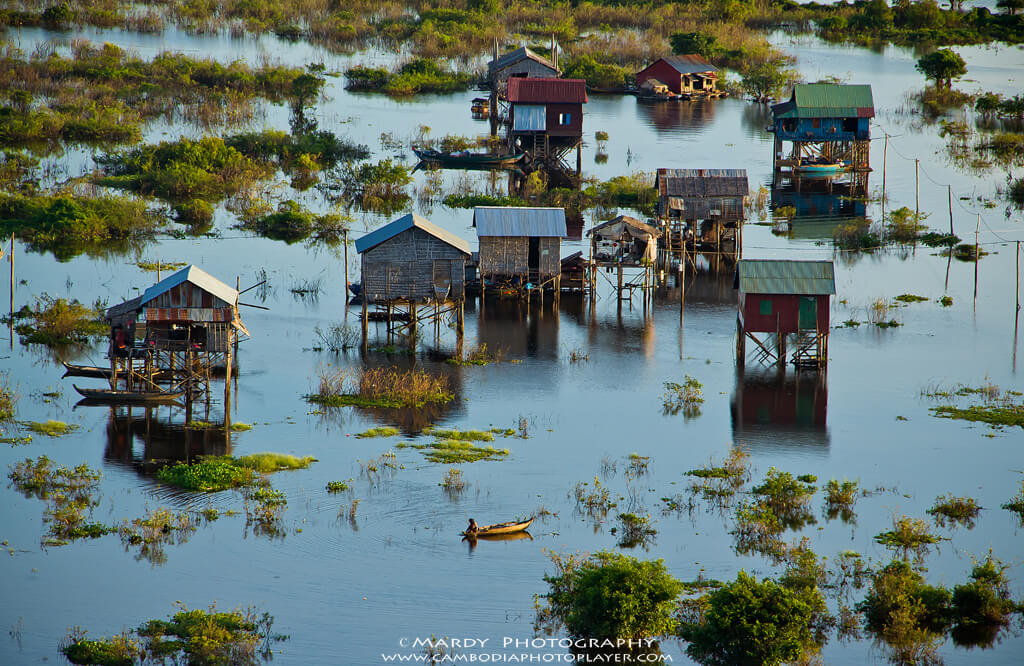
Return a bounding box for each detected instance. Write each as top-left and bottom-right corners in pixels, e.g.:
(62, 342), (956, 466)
(474, 206), (566, 290)
(734, 259), (835, 370)
(505, 77), (587, 179)
(657, 168), (748, 267)
(636, 55), (720, 97)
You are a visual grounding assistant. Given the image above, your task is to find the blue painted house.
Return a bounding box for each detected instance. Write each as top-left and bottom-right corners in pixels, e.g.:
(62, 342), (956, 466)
(771, 84), (874, 142)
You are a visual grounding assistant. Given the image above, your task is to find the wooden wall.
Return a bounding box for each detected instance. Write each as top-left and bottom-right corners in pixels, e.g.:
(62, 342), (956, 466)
(738, 293), (830, 334)
(479, 236), (560, 279)
(361, 227), (467, 303)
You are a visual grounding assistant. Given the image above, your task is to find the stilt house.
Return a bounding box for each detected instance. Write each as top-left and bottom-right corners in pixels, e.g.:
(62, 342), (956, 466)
(355, 213), (471, 304)
(473, 206), (566, 285)
(657, 168), (749, 222)
(506, 77), (587, 176)
(636, 56), (719, 96)
(488, 46), (560, 94)
(734, 259), (835, 369)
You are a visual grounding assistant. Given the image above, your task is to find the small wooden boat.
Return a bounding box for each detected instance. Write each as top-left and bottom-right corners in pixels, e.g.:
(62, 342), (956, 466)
(470, 97), (490, 115)
(414, 148), (524, 168)
(461, 516), (534, 538)
(74, 385), (185, 404)
(62, 362), (111, 379)
(795, 160), (847, 174)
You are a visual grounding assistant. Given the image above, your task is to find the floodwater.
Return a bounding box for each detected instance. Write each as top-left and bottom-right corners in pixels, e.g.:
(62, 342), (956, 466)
(2, 23), (1023, 665)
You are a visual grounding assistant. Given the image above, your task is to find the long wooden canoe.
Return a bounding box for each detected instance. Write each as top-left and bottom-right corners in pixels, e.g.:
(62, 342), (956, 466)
(73, 385), (185, 404)
(414, 148), (524, 168)
(461, 516), (534, 538)
(62, 362), (112, 379)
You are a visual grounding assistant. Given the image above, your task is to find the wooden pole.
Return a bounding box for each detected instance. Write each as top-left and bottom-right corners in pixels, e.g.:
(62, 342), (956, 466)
(7, 234), (12, 349)
(948, 185), (954, 237)
(344, 229), (350, 299)
(974, 213), (980, 304)
(914, 158), (919, 221)
(1016, 241), (1020, 312)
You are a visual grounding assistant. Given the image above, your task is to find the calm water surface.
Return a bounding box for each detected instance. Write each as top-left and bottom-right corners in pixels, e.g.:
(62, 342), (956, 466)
(1, 24), (1023, 665)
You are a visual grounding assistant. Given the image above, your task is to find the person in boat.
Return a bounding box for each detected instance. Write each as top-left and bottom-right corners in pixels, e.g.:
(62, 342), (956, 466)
(466, 518), (480, 535)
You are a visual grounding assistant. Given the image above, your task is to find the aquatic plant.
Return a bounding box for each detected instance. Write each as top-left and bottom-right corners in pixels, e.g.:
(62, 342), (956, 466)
(856, 559), (950, 661)
(336, 158), (412, 213)
(233, 453), (316, 473)
(614, 512), (657, 549)
(949, 555), (1019, 647)
(679, 570), (827, 666)
(344, 59), (474, 95)
(60, 628), (140, 666)
(894, 294), (928, 304)
(131, 603), (285, 665)
(625, 453), (650, 479)
(927, 494), (981, 528)
(440, 467), (467, 494)
(423, 427), (493, 442)
(118, 507), (196, 566)
(874, 516), (944, 562)
(25, 420), (78, 437)
(930, 403), (1024, 428)
(539, 551), (684, 640)
(731, 499), (785, 558)
(306, 366), (454, 409)
(355, 426), (400, 439)
(240, 200), (349, 245)
(8, 456), (109, 545)
(312, 322), (359, 353)
(156, 458), (253, 491)
(172, 199), (214, 227)
(751, 467), (817, 526)
(9, 294), (106, 346)
(1000, 483), (1024, 524)
(573, 476), (616, 517)
(326, 480), (350, 493)
(411, 440), (508, 464)
(662, 375), (704, 418)
(824, 479), (859, 523)
(245, 484), (288, 539)
(0, 374), (17, 424)
(940, 296), (954, 307)
(446, 343), (504, 366)
(230, 422), (253, 432)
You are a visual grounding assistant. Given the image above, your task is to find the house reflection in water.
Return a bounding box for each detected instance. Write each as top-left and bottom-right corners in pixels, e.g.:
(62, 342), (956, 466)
(730, 370), (829, 454)
(103, 404), (230, 477)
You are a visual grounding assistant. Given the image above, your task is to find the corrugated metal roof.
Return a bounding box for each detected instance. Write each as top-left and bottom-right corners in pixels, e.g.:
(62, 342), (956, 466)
(141, 265), (239, 308)
(589, 215), (661, 240)
(355, 213), (471, 255)
(106, 294), (143, 320)
(507, 77), (587, 104)
(473, 207), (567, 237)
(647, 55), (718, 76)
(657, 168), (748, 197)
(735, 259), (836, 295)
(488, 47), (560, 77)
(772, 84), (874, 119)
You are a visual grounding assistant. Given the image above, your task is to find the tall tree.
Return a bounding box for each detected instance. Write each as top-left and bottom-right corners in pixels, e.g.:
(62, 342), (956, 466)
(915, 49), (967, 89)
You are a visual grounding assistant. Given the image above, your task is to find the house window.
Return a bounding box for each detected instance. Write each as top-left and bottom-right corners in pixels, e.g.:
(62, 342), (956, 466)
(559, 112), (571, 125)
(759, 299), (773, 315)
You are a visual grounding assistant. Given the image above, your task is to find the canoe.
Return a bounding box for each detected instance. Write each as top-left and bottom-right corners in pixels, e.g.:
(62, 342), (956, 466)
(62, 362), (111, 379)
(796, 161), (847, 174)
(74, 385), (185, 404)
(414, 148), (524, 168)
(461, 516), (534, 538)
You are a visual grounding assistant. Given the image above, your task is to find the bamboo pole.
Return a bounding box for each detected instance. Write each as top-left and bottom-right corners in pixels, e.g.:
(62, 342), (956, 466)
(914, 158), (920, 221)
(948, 185), (954, 237)
(1016, 241), (1020, 313)
(7, 234), (12, 349)
(974, 213), (980, 304)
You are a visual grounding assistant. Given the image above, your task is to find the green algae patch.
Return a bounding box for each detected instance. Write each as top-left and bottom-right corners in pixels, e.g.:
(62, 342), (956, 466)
(355, 426), (400, 438)
(411, 439), (509, 464)
(155, 453), (315, 491)
(930, 404), (1024, 428)
(423, 427), (494, 442)
(25, 420), (77, 437)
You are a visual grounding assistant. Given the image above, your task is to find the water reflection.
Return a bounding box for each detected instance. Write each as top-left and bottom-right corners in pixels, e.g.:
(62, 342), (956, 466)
(634, 98), (717, 133)
(730, 369), (829, 454)
(478, 297), (559, 361)
(102, 404), (231, 476)
(772, 179), (868, 241)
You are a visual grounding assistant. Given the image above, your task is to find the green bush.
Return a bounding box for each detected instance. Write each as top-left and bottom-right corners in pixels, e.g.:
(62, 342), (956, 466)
(680, 571), (825, 666)
(541, 551), (684, 640)
(172, 199), (214, 226)
(857, 560), (951, 634)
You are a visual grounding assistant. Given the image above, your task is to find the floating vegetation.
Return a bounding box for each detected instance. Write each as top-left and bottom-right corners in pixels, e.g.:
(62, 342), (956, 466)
(355, 426), (400, 439)
(447, 343), (504, 366)
(25, 420), (78, 437)
(61, 603), (286, 666)
(867, 298), (900, 329)
(312, 322), (359, 353)
(662, 375), (704, 418)
(824, 479), (860, 523)
(333, 158), (412, 214)
(927, 494), (982, 529)
(8, 456), (110, 545)
(118, 507), (196, 566)
(8, 294), (106, 346)
(625, 453), (650, 479)
(410, 440), (508, 464)
(874, 516), (944, 562)
(573, 477), (616, 518)
(920, 232), (960, 247)
(230, 422), (253, 432)
(306, 366), (453, 409)
(945, 243), (989, 262)
(326, 480), (350, 493)
(239, 200), (349, 245)
(930, 403), (1024, 428)
(344, 59), (474, 95)
(732, 499), (785, 558)
(136, 259), (187, 273)
(857, 559), (950, 657)
(244, 484), (288, 539)
(0, 372), (16, 423)
(894, 294), (928, 303)
(999, 483), (1024, 524)
(751, 467), (817, 528)
(359, 451), (399, 476)
(685, 448), (751, 507)
(155, 453), (315, 491)
(423, 427), (494, 442)
(614, 512), (657, 549)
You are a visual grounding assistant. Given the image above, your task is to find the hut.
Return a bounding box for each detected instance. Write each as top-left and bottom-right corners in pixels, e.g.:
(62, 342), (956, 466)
(657, 168), (748, 266)
(474, 206), (566, 292)
(636, 56), (719, 96)
(506, 77), (587, 178)
(734, 259), (835, 369)
(589, 215), (660, 265)
(770, 83), (874, 192)
(488, 46), (560, 91)
(99, 265), (247, 406)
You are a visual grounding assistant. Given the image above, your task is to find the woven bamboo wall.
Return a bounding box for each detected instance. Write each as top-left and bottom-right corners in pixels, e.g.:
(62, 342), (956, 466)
(361, 227), (467, 303)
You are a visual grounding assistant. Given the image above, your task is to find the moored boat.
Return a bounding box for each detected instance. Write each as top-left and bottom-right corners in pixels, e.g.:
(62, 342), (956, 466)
(413, 148), (524, 168)
(62, 362), (112, 379)
(461, 516), (534, 538)
(795, 160), (847, 174)
(73, 385), (185, 404)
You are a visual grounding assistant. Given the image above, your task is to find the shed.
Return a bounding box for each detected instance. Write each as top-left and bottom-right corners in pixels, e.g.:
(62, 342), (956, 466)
(771, 84), (874, 142)
(589, 215), (660, 263)
(657, 168), (748, 220)
(734, 259), (834, 334)
(507, 77), (587, 138)
(356, 213), (471, 304)
(488, 47), (560, 85)
(474, 207), (566, 281)
(636, 55), (718, 95)
(105, 265), (247, 353)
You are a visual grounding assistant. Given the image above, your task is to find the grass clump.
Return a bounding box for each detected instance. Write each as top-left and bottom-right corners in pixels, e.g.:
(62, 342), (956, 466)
(306, 366), (454, 409)
(10, 294), (106, 346)
(927, 494), (981, 528)
(234, 453), (316, 473)
(931, 403), (1024, 428)
(685, 448), (751, 506)
(999, 483), (1024, 524)
(136, 259), (187, 273)
(229, 422), (253, 432)
(239, 200), (349, 245)
(573, 477), (616, 518)
(423, 427), (493, 442)
(447, 343), (504, 366)
(440, 467), (467, 495)
(344, 59), (474, 95)
(538, 551), (684, 641)
(751, 467), (817, 526)
(118, 507), (196, 566)
(60, 630), (140, 666)
(411, 439), (508, 464)
(614, 512), (657, 549)
(894, 294), (928, 303)
(874, 516), (944, 562)
(156, 458), (253, 492)
(8, 456), (110, 545)
(355, 426), (400, 439)
(132, 603), (285, 665)
(950, 555), (1019, 647)
(662, 375), (704, 418)
(0, 372), (16, 423)
(857, 559), (951, 652)
(25, 420), (77, 437)
(326, 480), (350, 493)
(824, 479), (859, 523)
